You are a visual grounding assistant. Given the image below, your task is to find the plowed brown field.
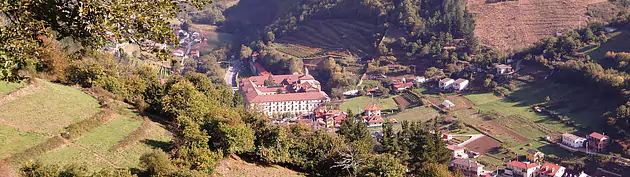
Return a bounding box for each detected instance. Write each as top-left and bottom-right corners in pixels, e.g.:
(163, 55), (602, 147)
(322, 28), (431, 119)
(467, 0), (607, 51)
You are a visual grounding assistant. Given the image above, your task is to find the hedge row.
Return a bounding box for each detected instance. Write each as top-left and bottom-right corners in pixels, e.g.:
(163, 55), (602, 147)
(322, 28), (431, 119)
(109, 118), (152, 152)
(5, 135), (66, 166)
(62, 109), (115, 139)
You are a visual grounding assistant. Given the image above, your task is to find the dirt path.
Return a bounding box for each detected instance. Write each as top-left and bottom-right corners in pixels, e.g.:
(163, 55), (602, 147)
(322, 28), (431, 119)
(0, 81), (41, 106)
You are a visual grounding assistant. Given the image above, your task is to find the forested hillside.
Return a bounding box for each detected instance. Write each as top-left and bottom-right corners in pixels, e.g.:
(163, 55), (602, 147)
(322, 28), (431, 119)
(224, 0), (480, 93)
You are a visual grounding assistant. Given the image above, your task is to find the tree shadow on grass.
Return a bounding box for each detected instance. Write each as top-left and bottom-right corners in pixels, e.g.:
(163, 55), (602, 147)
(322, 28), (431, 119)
(141, 139), (172, 152)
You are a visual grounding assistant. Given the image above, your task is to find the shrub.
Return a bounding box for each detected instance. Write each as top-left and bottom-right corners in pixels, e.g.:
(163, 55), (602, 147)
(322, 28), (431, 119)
(6, 136), (66, 165)
(62, 110), (114, 139)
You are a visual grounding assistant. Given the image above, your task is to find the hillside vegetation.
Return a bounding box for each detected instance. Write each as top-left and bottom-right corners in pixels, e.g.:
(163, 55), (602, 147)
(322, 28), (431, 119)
(0, 80), (173, 173)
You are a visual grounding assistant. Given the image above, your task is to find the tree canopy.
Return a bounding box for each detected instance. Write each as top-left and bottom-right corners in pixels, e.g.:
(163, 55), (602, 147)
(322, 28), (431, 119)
(0, 0), (210, 81)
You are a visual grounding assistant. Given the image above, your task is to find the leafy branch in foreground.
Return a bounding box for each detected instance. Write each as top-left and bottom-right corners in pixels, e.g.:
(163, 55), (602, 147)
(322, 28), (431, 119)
(0, 0), (210, 81)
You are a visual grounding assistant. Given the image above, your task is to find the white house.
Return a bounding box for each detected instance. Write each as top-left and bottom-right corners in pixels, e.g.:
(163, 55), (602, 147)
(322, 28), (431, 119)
(415, 76), (427, 83)
(439, 78), (454, 89)
(450, 159), (483, 177)
(447, 145), (468, 159)
(561, 133), (586, 148)
(505, 161), (540, 177)
(451, 79), (469, 91)
(496, 64), (513, 74)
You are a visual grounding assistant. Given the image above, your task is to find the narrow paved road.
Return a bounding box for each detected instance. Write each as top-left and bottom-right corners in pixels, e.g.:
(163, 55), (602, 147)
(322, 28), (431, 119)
(224, 59), (240, 88)
(456, 134), (484, 146)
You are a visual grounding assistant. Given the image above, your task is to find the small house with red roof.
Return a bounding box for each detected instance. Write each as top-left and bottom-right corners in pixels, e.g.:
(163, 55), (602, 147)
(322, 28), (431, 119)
(442, 130), (453, 141)
(587, 132), (610, 152)
(505, 161), (540, 177)
(190, 49), (200, 59)
(538, 162), (566, 177)
(313, 107), (347, 128)
(364, 104), (381, 117)
(496, 64), (514, 75)
(171, 49), (185, 57)
(362, 104), (393, 127)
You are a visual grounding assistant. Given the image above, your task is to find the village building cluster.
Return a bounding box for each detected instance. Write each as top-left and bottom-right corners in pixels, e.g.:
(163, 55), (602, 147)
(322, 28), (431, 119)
(439, 77), (470, 91)
(444, 132), (598, 177)
(559, 132), (610, 153)
(447, 144), (590, 177)
(239, 66), (330, 118)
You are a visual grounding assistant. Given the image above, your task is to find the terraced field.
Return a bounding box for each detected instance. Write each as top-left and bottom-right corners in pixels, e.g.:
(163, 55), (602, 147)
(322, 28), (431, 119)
(0, 81), (23, 96)
(0, 80), (172, 172)
(468, 0), (608, 51)
(276, 19), (378, 57)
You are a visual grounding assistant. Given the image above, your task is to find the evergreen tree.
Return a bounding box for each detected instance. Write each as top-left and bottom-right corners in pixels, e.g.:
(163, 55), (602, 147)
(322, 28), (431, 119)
(381, 121), (398, 154)
(339, 110), (370, 143)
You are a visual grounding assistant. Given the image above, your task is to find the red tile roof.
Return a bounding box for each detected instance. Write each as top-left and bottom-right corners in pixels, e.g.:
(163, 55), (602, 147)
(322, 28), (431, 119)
(447, 145), (465, 151)
(249, 91), (328, 103)
(364, 104), (381, 111)
(393, 82), (413, 89)
(589, 132), (608, 140)
(240, 74), (329, 105)
(507, 161), (539, 169)
(253, 62), (271, 77)
(540, 162), (563, 176)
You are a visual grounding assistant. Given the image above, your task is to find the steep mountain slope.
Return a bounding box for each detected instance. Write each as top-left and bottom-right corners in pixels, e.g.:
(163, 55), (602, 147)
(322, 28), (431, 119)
(468, 0), (608, 51)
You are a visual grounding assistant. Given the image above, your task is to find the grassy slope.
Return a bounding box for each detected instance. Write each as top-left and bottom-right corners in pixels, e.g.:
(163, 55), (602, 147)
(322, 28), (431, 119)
(0, 80), (100, 159)
(0, 80), (172, 172)
(388, 107), (439, 127)
(340, 96), (398, 114)
(587, 30), (630, 60)
(37, 113), (172, 171)
(0, 81), (101, 135)
(0, 81), (23, 96)
(0, 126), (46, 159)
(461, 84), (595, 159)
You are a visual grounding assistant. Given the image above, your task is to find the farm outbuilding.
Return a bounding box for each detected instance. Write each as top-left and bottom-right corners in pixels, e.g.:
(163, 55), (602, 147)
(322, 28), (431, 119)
(442, 100), (456, 108)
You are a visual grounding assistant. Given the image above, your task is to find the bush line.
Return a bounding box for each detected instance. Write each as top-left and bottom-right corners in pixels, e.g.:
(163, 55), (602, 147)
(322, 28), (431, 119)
(110, 119), (152, 152)
(62, 109), (115, 140)
(5, 135), (66, 166)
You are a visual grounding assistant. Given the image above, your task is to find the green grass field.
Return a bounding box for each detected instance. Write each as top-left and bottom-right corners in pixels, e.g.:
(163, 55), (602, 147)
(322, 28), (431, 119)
(0, 81), (101, 135)
(465, 91), (574, 135)
(340, 96), (398, 114)
(388, 106), (439, 124)
(586, 31), (630, 60)
(0, 81), (23, 96)
(0, 126), (46, 159)
(37, 113), (172, 171)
